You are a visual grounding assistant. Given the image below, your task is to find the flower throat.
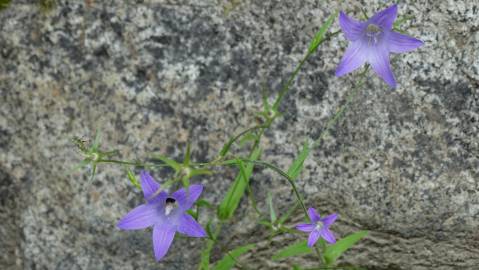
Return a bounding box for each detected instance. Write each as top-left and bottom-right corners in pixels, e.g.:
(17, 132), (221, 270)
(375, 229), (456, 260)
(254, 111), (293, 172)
(365, 24), (382, 46)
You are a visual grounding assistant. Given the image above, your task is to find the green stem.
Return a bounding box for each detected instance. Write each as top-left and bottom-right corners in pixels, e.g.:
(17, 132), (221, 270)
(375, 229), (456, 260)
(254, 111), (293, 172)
(311, 66), (369, 149)
(272, 30), (340, 111)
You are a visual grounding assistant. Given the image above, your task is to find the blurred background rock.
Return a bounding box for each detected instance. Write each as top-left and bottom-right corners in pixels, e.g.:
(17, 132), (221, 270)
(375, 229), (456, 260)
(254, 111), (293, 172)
(0, 0), (478, 269)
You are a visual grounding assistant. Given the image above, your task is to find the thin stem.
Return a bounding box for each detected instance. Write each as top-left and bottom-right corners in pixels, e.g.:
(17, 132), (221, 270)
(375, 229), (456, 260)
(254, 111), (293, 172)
(311, 66), (369, 149)
(272, 30), (340, 111)
(238, 159), (309, 218)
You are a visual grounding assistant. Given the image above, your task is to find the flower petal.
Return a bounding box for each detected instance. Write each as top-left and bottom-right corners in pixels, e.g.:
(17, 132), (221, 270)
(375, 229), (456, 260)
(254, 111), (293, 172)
(321, 213), (338, 227)
(152, 224), (176, 261)
(307, 208), (321, 223)
(117, 203), (159, 230)
(177, 213), (206, 237)
(296, 223), (315, 232)
(369, 4), (397, 30)
(387, 31), (423, 53)
(339, 11), (365, 41)
(320, 228), (336, 244)
(140, 171), (160, 200)
(307, 230), (321, 247)
(335, 41), (367, 77)
(368, 48), (396, 88)
(171, 184), (203, 210)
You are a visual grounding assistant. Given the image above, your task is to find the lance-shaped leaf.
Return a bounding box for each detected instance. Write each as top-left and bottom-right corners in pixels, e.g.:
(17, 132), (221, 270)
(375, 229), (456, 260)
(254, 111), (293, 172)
(126, 167), (141, 189)
(308, 11), (337, 53)
(212, 244), (255, 270)
(217, 148), (261, 220)
(287, 142), (310, 181)
(323, 231), (368, 265)
(272, 240), (312, 261)
(154, 155), (181, 171)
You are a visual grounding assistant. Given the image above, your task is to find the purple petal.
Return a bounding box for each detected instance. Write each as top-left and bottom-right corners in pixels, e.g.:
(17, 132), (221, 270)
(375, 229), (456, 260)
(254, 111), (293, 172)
(369, 4), (397, 30)
(320, 228), (336, 244)
(307, 230), (320, 247)
(117, 203), (159, 230)
(387, 31), (423, 53)
(335, 41), (367, 77)
(152, 224), (176, 261)
(307, 208), (321, 223)
(177, 213), (206, 237)
(171, 184), (203, 210)
(321, 213), (338, 227)
(339, 12), (365, 41)
(296, 223), (316, 232)
(140, 171), (160, 200)
(369, 48), (396, 88)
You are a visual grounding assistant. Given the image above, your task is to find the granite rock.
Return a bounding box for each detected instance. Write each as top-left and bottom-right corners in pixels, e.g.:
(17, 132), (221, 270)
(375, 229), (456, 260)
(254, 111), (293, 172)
(1, 0), (478, 269)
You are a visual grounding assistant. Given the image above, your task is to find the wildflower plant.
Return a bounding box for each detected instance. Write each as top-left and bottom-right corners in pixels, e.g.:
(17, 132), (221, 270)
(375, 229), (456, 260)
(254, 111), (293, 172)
(73, 4), (422, 269)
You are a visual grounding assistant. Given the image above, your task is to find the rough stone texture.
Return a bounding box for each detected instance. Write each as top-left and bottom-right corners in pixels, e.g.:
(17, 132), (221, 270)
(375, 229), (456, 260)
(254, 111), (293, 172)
(1, 0), (478, 269)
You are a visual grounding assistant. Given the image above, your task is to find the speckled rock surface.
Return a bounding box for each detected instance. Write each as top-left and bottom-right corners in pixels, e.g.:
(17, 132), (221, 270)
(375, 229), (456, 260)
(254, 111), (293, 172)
(1, 0), (478, 269)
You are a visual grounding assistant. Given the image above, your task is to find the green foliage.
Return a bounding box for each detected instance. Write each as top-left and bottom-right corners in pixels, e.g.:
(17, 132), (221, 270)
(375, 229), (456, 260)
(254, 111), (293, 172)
(287, 142), (310, 181)
(324, 231), (368, 265)
(308, 11), (338, 53)
(0, 0), (11, 10)
(212, 244), (255, 270)
(39, 0), (56, 12)
(217, 148), (261, 220)
(272, 240), (312, 261)
(126, 167), (141, 189)
(154, 155), (181, 171)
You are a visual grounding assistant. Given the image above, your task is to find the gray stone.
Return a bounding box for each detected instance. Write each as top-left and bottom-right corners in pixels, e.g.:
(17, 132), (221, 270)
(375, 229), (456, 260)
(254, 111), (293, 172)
(1, 0), (478, 269)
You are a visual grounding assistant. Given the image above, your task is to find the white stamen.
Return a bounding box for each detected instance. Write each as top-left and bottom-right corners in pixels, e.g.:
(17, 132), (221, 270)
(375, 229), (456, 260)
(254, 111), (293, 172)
(315, 221), (324, 231)
(365, 23), (383, 46)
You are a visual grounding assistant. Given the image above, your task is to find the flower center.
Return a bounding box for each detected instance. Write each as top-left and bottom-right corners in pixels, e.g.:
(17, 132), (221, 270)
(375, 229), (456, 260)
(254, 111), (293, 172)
(165, 197), (177, 216)
(315, 221), (324, 231)
(365, 23), (382, 46)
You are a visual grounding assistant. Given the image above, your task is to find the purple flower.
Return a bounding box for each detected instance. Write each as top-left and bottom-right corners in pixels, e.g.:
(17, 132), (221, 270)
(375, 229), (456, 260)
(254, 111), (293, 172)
(117, 171), (206, 261)
(296, 208), (338, 247)
(336, 4), (423, 88)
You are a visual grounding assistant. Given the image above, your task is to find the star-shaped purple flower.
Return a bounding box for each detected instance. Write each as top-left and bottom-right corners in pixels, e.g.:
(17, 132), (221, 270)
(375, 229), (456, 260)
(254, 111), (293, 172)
(296, 208), (338, 247)
(117, 171), (206, 261)
(335, 4), (423, 88)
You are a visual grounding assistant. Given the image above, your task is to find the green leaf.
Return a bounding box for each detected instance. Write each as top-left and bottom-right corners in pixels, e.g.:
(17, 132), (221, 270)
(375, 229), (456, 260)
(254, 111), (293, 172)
(217, 148), (261, 220)
(308, 11), (337, 53)
(324, 231), (368, 265)
(287, 142), (310, 181)
(196, 199), (214, 209)
(0, 0), (11, 11)
(189, 168), (214, 177)
(292, 265), (303, 270)
(272, 240), (312, 261)
(212, 244), (255, 270)
(267, 192), (277, 223)
(126, 168), (141, 189)
(91, 128), (102, 152)
(154, 155), (181, 171)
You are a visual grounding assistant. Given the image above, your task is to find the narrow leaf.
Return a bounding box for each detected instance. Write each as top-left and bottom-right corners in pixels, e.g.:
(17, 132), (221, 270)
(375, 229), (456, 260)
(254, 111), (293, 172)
(154, 155), (181, 171)
(323, 231), (368, 265)
(217, 148), (261, 220)
(212, 244), (255, 270)
(287, 142), (310, 181)
(126, 167), (141, 189)
(196, 199), (214, 209)
(267, 192), (277, 223)
(91, 128), (102, 152)
(308, 11), (337, 53)
(272, 240), (312, 261)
